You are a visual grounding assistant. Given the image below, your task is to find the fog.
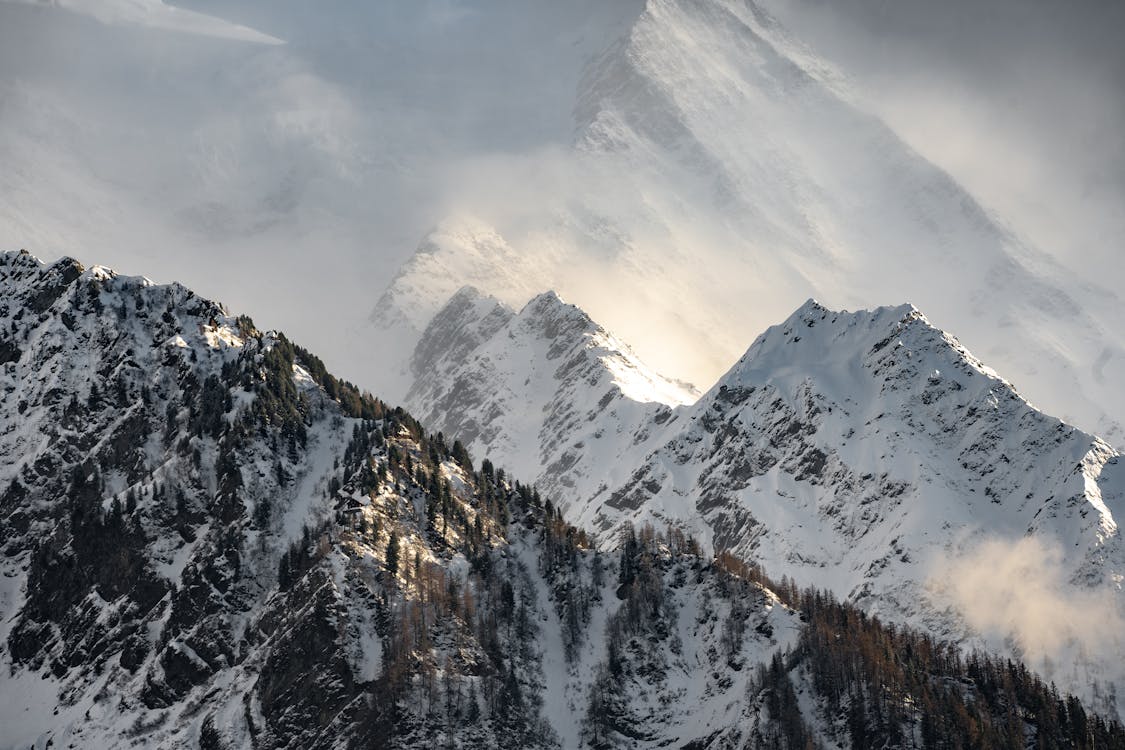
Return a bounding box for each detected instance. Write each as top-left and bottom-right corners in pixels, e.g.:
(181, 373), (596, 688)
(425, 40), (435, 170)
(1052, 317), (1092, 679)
(934, 536), (1125, 693)
(0, 0), (640, 383)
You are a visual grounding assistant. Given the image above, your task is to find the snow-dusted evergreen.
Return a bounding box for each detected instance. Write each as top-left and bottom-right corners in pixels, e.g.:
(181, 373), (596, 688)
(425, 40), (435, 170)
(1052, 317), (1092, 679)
(0, 251), (808, 748)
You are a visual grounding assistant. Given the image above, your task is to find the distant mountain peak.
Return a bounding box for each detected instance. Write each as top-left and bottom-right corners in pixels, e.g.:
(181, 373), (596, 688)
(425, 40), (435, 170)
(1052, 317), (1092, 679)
(2, 248), (82, 278)
(410, 284), (514, 382)
(405, 287), (698, 502)
(523, 288), (570, 313)
(732, 299), (1004, 390)
(362, 216), (560, 401)
(370, 215), (544, 330)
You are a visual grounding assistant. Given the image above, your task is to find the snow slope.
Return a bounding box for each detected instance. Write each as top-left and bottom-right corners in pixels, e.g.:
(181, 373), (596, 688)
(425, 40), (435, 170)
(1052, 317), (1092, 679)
(361, 0), (1125, 708)
(572, 0), (1125, 445)
(366, 217), (563, 401)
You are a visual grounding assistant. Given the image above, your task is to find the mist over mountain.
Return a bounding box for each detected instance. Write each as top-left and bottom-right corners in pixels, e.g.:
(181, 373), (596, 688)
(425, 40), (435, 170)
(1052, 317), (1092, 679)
(2, 0), (1121, 442)
(403, 285), (1125, 719)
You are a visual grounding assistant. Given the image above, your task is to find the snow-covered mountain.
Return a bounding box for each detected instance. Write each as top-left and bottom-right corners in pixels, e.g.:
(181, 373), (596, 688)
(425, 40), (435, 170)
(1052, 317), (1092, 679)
(370, 7), (1125, 705)
(3, 0), (1122, 442)
(365, 217), (563, 401)
(4, 250), (1123, 748)
(574, 0), (1125, 445)
(407, 287), (696, 505)
(404, 289), (1125, 718)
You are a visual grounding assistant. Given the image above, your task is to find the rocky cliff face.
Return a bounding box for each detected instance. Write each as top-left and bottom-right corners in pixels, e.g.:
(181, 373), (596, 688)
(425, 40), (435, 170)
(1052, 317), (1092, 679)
(407, 287), (697, 517)
(0, 249), (371, 746)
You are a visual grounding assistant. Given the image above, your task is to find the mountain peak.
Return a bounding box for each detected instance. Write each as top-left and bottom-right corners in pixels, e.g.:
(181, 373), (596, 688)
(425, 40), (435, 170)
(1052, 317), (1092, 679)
(409, 285), (514, 381)
(405, 284), (698, 506)
(784, 298), (922, 329)
(509, 291), (699, 406)
(793, 297), (827, 315)
(84, 264), (118, 282)
(706, 299), (1039, 428)
(445, 283), (490, 305)
(516, 289), (598, 339)
(733, 300), (960, 377)
(1, 249), (83, 279)
(368, 216), (534, 329)
(362, 217), (557, 400)
(526, 288), (566, 308)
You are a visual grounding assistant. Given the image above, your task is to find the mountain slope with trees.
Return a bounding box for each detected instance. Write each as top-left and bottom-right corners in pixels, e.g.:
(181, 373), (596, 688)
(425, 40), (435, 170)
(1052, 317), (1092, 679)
(1, 250), (1121, 749)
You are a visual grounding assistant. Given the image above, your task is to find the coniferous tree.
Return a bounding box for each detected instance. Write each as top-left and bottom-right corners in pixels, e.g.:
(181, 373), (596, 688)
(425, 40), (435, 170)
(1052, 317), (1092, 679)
(386, 531), (400, 577)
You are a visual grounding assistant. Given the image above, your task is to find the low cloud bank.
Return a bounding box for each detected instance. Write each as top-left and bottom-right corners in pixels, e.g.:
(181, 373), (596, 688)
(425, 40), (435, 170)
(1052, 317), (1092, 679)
(936, 536), (1124, 689)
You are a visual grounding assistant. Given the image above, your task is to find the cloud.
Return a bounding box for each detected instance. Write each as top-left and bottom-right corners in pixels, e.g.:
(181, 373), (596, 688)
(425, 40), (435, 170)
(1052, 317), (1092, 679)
(0, 0), (643, 385)
(1, 0), (1122, 439)
(934, 536), (1125, 684)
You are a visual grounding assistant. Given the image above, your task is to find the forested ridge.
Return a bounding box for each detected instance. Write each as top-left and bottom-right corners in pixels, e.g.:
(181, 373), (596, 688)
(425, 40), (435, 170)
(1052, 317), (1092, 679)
(720, 553), (1125, 749)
